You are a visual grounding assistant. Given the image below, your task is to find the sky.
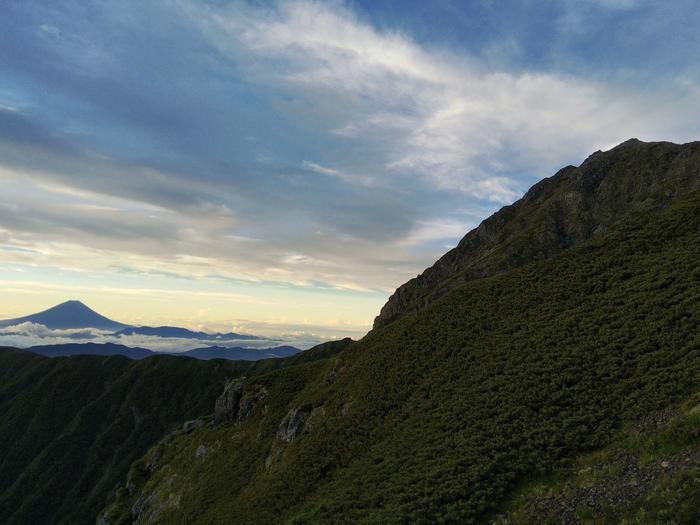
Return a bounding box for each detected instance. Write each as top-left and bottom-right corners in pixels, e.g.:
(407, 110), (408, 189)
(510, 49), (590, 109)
(1, 0), (700, 339)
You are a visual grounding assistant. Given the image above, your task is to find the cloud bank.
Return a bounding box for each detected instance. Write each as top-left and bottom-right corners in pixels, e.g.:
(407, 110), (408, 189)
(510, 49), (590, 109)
(0, 321), (326, 352)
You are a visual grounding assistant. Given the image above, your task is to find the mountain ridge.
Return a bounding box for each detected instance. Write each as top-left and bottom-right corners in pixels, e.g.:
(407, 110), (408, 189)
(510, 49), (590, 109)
(374, 138), (700, 329)
(23, 342), (301, 361)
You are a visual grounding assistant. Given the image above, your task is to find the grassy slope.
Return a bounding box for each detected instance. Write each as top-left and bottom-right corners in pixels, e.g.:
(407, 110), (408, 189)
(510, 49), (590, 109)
(0, 339), (351, 525)
(494, 396), (700, 524)
(103, 189), (700, 524)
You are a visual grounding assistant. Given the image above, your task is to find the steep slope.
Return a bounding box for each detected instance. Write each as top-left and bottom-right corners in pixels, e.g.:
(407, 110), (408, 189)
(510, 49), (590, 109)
(102, 183), (700, 522)
(0, 338), (352, 525)
(0, 300), (130, 330)
(493, 398), (700, 523)
(374, 139), (700, 328)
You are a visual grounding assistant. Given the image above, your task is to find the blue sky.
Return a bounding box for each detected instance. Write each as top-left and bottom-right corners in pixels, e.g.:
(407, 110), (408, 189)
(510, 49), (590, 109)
(1, 0), (699, 337)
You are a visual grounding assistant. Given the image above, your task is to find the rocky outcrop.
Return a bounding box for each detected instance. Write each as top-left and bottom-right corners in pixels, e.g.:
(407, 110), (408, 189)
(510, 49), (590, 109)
(213, 377), (269, 426)
(213, 377), (246, 424)
(374, 139), (700, 329)
(238, 385), (268, 421)
(277, 407), (311, 442)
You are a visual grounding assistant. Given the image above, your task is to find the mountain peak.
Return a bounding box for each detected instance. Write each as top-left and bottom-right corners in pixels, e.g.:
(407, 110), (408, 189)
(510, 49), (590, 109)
(373, 138), (700, 329)
(0, 300), (130, 331)
(56, 300), (90, 309)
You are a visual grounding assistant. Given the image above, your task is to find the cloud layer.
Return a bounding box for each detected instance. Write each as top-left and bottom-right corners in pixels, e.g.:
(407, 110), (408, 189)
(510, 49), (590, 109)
(0, 321), (326, 352)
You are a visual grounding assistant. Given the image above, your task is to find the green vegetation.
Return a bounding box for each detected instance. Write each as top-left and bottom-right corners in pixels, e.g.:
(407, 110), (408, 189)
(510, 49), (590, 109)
(375, 139), (700, 329)
(494, 396), (700, 523)
(103, 188), (700, 524)
(0, 339), (351, 525)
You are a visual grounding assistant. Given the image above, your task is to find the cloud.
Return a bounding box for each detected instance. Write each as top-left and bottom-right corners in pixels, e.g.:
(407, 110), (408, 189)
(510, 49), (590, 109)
(397, 219), (478, 248)
(184, 0), (700, 206)
(0, 321), (328, 352)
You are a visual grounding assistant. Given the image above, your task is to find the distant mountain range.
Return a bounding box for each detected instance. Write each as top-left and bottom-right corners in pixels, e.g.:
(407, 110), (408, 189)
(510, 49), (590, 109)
(0, 300), (262, 340)
(113, 325), (260, 341)
(25, 342), (300, 361)
(0, 301), (294, 360)
(27, 342), (155, 360)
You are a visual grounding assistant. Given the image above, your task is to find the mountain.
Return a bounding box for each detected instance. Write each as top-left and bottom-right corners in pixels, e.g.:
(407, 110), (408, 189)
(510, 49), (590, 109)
(178, 345), (300, 360)
(113, 326), (260, 341)
(374, 139), (700, 328)
(22, 343), (300, 361)
(0, 339), (352, 525)
(0, 300), (130, 331)
(27, 342), (154, 360)
(100, 139), (700, 524)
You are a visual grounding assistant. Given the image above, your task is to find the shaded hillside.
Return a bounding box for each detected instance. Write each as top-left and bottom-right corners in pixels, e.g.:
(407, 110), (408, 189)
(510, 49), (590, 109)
(0, 338), (352, 525)
(374, 139), (700, 328)
(102, 179), (700, 521)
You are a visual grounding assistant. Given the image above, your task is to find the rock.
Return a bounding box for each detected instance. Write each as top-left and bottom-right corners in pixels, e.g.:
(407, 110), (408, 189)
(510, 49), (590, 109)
(277, 407), (311, 443)
(214, 377), (246, 424)
(147, 443), (165, 475)
(182, 418), (204, 433)
(661, 460), (670, 469)
(195, 445), (208, 459)
(237, 385), (268, 422)
(265, 447), (281, 469)
(131, 493), (149, 521)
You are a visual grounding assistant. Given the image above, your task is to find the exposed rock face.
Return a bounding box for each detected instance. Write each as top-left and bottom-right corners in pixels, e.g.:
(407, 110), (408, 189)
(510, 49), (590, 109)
(213, 378), (269, 426)
(238, 385), (268, 422)
(214, 377), (246, 424)
(374, 139), (700, 329)
(277, 407), (311, 443)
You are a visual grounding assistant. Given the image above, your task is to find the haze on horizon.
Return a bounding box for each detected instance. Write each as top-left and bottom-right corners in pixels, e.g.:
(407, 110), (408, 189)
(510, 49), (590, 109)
(2, 0), (700, 338)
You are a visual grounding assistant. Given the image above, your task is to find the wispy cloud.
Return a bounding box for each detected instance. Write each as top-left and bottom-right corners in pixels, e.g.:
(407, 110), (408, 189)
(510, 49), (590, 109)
(184, 0), (700, 204)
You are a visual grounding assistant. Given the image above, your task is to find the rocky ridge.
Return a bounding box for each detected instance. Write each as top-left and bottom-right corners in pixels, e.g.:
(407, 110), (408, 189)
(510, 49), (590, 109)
(374, 139), (700, 328)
